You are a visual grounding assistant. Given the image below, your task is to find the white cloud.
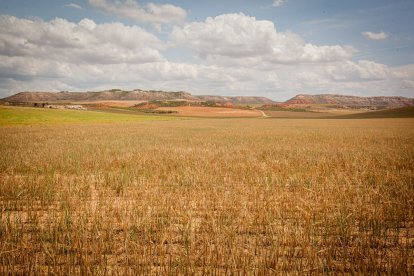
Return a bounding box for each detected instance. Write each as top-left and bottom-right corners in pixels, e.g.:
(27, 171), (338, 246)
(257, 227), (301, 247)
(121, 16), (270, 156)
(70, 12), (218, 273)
(324, 60), (391, 82)
(393, 64), (414, 89)
(0, 58), (411, 100)
(172, 13), (354, 66)
(64, 3), (83, 10)
(89, 0), (186, 25)
(362, 31), (388, 41)
(0, 15), (164, 65)
(273, 0), (285, 7)
(0, 13), (412, 100)
(0, 14), (167, 97)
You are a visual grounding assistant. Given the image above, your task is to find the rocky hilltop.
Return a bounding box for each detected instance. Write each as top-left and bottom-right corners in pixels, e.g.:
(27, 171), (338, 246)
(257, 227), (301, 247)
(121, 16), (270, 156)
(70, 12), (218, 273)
(284, 94), (414, 109)
(3, 90), (413, 109)
(1, 89), (275, 105)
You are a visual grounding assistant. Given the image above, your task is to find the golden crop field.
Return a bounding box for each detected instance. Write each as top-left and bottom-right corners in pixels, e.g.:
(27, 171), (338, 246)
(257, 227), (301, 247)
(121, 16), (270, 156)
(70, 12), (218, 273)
(0, 108), (413, 274)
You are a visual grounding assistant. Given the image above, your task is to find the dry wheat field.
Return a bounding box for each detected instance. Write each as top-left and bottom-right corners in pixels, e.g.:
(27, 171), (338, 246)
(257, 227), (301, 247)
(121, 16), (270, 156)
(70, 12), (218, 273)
(1, 117), (413, 274)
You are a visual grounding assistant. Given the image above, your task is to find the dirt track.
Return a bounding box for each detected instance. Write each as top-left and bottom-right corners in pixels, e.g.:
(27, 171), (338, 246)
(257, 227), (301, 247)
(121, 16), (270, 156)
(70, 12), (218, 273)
(258, 110), (269, 117)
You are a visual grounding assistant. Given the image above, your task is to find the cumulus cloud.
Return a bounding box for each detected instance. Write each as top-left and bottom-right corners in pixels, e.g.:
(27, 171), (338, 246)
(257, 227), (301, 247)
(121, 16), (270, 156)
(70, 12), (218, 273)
(324, 60), (391, 82)
(273, 0), (285, 7)
(64, 3), (83, 10)
(172, 13), (354, 66)
(0, 14), (167, 96)
(362, 31), (388, 41)
(89, 0), (186, 25)
(0, 15), (164, 66)
(0, 13), (412, 99)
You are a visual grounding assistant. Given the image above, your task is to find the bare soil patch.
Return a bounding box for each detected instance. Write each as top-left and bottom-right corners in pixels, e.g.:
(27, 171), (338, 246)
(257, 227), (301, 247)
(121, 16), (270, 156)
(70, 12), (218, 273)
(264, 109), (366, 118)
(157, 106), (262, 117)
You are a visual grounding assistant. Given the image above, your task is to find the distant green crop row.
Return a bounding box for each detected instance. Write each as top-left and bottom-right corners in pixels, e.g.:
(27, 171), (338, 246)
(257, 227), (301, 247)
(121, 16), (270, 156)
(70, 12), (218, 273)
(0, 106), (177, 125)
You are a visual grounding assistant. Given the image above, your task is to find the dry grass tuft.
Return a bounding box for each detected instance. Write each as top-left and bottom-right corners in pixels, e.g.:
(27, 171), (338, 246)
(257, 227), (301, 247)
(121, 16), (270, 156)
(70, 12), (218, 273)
(1, 118), (413, 274)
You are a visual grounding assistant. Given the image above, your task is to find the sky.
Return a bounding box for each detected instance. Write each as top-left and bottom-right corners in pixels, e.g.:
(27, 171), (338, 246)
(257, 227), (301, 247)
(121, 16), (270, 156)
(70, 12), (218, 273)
(0, 0), (413, 100)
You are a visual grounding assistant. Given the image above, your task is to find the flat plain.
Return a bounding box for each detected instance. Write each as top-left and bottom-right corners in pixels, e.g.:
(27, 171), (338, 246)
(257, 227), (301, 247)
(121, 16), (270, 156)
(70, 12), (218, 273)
(0, 106), (413, 274)
(0, 106), (176, 125)
(157, 106), (262, 117)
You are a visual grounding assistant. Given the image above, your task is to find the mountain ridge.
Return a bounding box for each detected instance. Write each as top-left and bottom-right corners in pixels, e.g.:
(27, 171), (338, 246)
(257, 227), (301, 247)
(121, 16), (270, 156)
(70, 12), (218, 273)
(1, 89), (274, 105)
(2, 90), (414, 109)
(283, 94), (414, 109)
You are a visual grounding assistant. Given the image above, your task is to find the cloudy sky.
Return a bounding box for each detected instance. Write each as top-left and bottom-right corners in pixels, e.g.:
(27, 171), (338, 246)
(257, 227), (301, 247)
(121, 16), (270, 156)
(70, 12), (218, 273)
(0, 0), (413, 100)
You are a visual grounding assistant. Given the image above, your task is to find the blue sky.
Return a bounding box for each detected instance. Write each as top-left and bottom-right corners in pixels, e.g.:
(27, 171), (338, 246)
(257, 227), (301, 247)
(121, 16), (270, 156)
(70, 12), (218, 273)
(0, 0), (413, 100)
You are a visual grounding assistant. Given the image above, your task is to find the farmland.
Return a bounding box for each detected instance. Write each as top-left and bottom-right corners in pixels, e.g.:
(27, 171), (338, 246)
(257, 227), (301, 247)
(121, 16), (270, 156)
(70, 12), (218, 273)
(0, 106), (413, 274)
(156, 106), (262, 117)
(0, 106), (176, 125)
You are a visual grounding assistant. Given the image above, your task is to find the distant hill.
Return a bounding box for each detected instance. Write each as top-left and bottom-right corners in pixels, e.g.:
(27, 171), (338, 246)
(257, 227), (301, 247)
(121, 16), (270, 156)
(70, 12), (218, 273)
(3, 90), (414, 110)
(1, 89), (275, 105)
(284, 94), (414, 109)
(196, 95), (273, 105)
(331, 106), (414, 119)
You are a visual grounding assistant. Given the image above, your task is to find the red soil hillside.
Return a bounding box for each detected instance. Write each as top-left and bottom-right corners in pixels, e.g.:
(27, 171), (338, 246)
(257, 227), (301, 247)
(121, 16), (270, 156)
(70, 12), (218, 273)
(284, 94), (414, 109)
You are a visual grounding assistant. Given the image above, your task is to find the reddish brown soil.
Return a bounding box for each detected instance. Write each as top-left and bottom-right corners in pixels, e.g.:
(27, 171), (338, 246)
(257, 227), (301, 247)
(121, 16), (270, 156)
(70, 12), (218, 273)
(157, 106), (262, 117)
